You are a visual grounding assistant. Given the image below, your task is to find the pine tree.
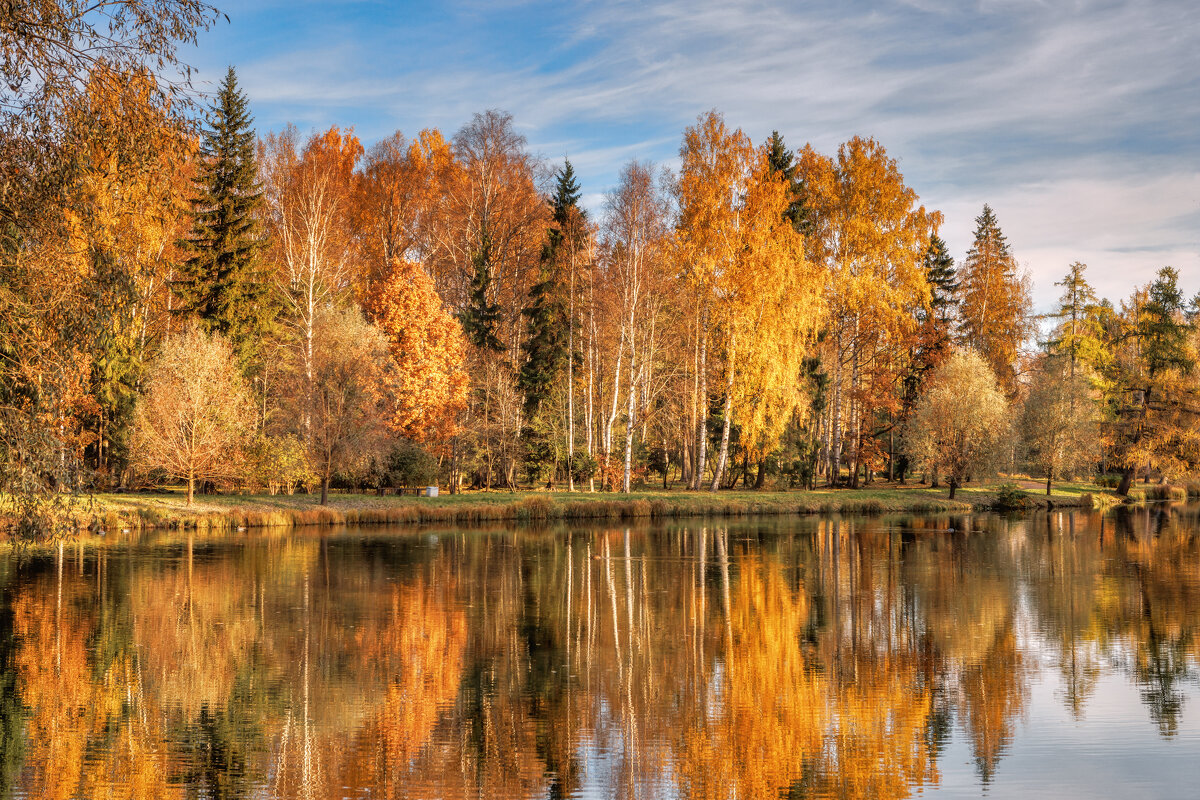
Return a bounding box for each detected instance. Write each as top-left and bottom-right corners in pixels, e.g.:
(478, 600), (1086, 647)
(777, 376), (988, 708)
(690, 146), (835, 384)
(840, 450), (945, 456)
(957, 204), (1031, 395)
(175, 66), (273, 371)
(458, 231), (504, 352)
(518, 161), (581, 418)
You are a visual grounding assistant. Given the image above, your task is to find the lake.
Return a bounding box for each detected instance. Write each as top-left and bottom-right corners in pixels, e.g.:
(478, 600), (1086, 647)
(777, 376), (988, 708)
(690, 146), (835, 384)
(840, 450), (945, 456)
(2, 506), (1199, 798)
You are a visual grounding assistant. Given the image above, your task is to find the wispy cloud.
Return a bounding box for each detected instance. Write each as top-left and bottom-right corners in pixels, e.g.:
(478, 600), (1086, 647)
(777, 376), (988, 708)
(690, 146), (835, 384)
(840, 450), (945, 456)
(192, 0), (1200, 306)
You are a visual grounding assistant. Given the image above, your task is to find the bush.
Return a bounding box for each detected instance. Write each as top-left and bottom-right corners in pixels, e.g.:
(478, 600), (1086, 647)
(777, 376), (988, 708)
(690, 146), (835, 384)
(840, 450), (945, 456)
(993, 482), (1029, 511)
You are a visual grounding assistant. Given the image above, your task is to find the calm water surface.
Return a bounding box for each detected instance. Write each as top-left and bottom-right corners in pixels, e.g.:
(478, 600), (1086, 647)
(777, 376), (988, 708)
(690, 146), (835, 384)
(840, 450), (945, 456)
(2, 507), (1200, 798)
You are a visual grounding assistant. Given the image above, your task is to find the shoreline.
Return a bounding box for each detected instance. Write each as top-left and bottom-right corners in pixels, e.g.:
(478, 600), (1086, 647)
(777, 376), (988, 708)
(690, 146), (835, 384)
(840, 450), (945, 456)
(67, 483), (1120, 535)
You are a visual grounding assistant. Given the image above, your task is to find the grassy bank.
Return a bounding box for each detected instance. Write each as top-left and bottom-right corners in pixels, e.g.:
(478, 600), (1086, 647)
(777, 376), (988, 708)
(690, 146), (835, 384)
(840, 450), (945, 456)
(73, 480), (1114, 534)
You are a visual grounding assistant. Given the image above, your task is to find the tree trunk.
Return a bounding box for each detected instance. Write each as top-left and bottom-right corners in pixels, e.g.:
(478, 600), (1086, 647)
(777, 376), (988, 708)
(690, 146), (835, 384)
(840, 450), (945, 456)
(710, 340), (735, 493)
(694, 322), (708, 490)
(754, 460), (765, 490)
(567, 252), (576, 492)
(187, 472), (195, 506)
(320, 475), (329, 506)
(1046, 473), (1052, 496)
(1117, 466), (1135, 496)
(948, 477), (958, 500)
(622, 334), (638, 492)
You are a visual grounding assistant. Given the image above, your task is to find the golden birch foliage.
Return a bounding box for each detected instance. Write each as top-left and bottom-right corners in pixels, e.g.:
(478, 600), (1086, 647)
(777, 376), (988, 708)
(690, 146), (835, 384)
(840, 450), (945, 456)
(427, 111), (548, 346)
(677, 112), (826, 471)
(797, 137), (940, 471)
(731, 148), (826, 458)
(368, 258), (469, 444)
(131, 324), (254, 503)
(799, 137), (938, 343)
(677, 110), (754, 302)
(354, 129), (449, 297)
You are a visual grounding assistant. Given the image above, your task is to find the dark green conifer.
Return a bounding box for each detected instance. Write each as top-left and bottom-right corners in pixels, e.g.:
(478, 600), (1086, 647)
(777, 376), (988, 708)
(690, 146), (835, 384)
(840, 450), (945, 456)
(175, 66), (273, 370)
(518, 161), (584, 418)
(765, 130), (808, 233)
(459, 231), (504, 352)
(923, 234), (959, 331)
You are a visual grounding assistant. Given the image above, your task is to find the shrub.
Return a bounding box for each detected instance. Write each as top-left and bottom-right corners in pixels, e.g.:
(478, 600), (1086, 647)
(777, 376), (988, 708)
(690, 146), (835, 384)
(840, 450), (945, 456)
(993, 482), (1029, 511)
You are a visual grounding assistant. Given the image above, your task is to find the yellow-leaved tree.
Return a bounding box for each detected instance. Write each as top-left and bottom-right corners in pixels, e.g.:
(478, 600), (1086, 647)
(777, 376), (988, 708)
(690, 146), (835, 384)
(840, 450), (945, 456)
(904, 349), (1010, 498)
(798, 136), (940, 487)
(132, 324), (254, 504)
(677, 111), (825, 491)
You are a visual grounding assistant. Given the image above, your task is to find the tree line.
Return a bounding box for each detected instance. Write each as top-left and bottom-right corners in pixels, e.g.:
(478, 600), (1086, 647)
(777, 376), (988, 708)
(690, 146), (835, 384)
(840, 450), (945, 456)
(2, 4), (1198, 527)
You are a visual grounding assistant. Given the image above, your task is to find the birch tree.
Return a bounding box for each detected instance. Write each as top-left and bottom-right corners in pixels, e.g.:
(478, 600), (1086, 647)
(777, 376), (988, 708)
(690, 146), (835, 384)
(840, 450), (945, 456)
(259, 126), (363, 405)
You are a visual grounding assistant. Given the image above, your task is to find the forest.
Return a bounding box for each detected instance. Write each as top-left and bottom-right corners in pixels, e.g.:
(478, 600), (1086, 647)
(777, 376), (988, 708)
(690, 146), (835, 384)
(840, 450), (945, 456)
(2, 2), (1199, 537)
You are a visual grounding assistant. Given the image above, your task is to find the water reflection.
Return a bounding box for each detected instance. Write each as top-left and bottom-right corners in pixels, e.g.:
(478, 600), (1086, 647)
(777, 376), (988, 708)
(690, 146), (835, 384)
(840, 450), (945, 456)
(2, 507), (1200, 798)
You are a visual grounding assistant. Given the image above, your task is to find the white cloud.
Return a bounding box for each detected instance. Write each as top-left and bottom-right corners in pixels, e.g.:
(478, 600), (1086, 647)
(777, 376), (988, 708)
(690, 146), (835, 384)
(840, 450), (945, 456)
(193, 0), (1200, 301)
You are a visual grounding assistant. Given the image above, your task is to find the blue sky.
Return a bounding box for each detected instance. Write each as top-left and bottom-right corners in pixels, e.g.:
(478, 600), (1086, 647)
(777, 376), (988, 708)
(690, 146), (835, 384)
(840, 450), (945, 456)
(187, 0), (1200, 311)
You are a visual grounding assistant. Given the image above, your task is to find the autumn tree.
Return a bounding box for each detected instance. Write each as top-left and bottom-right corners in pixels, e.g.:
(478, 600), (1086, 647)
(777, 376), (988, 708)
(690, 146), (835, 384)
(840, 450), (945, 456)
(367, 258), (469, 446)
(1047, 262), (1107, 379)
(904, 349), (1010, 499)
(0, 0), (214, 535)
(354, 129), (447, 298)
(299, 306), (394, 504)
(434, 111), (548, 489)
(677, 117), (827, 491)
(1021, 355), (1099, 494)
(131, 324), (254, 504)
(175, 66), (274, 372)
(798, 136), (939, 486)
(957, 205), (1032, 396)
(1104, 268), (1198, 493)
(260, 125), (363, 406)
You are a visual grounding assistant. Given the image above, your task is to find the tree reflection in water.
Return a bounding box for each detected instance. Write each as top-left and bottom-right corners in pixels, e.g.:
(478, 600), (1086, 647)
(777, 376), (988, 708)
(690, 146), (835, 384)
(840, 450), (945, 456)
(0, 507), (1198, 798)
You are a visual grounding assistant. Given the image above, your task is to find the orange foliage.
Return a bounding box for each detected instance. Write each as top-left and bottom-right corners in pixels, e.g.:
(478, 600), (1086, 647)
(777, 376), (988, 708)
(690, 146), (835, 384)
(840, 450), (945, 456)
(367, 258), (469, 445)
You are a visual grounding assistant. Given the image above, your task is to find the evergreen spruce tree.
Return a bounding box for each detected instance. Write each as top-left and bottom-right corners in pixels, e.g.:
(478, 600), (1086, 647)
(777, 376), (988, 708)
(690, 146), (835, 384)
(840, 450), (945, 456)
(765, 130), (808, 233)
(459, 231), (504, 352)
(519, 161), (583, 418)
(176, 66), (273, 371)
(924, 234), (959, 332)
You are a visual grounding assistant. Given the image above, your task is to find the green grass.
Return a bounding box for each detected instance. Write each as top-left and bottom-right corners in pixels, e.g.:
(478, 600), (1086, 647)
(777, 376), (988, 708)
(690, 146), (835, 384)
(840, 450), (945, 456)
(70, 479), (1114, 535)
